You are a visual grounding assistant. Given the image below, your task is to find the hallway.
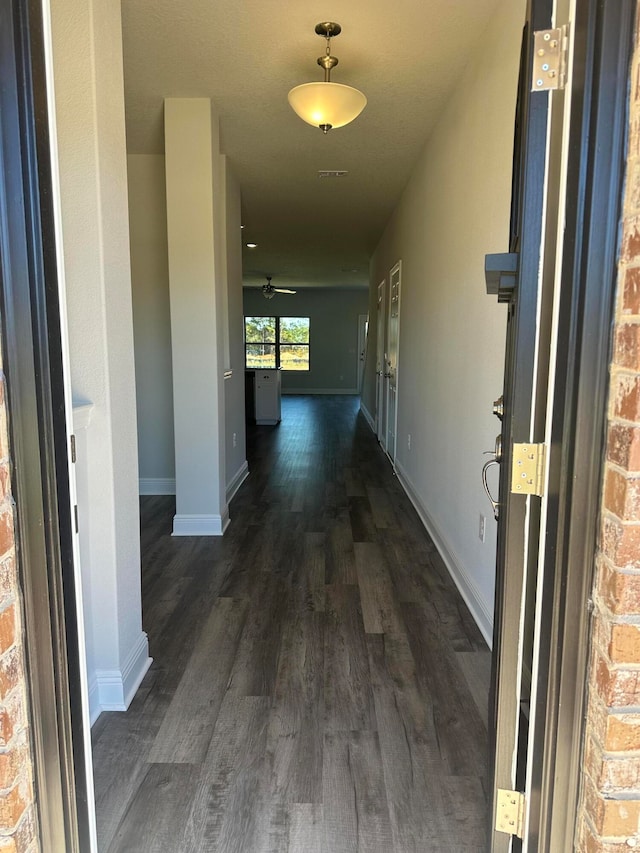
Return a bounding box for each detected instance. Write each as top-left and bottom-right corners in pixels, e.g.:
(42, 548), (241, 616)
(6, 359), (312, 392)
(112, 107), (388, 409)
(91, 396), (491, 852)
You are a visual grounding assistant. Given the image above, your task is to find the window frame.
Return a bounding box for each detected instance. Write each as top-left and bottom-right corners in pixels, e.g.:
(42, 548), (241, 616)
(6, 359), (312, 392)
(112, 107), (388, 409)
(244, 315), (310, 371)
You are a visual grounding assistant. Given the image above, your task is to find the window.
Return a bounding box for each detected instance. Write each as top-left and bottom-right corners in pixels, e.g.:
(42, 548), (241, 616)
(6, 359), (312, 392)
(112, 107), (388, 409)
(245, 316), (310, 371)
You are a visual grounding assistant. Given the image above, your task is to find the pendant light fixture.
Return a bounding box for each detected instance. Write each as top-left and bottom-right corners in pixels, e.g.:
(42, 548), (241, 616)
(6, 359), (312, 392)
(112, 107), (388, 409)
(288, 22), (367, 134)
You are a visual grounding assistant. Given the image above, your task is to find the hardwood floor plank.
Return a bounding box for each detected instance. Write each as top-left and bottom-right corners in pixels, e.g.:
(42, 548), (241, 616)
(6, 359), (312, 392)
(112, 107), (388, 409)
(183, 695), (272, 853)
(403, 601), (488, 777)
(106, 764), (199, 853)
(355, 541), (405, 636)
(268, 611), (324, 804)
(287, 803), (323, 853)
(226, 573), (289, 696)
(325, 510), (357, 585)
(366, 485), (397, 529)
(348, 495), (377, 543)
(366, 634), (452, 852)
(149, 596), (248, 763)
(324, 584), (376, 733)
(322, 731), (394, 853)
(457, 650), (492, 730)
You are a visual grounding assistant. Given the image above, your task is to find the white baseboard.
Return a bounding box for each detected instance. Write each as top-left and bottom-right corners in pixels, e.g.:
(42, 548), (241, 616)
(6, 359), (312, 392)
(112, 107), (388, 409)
(172, 511), (230, 536)
(91, 632), (152, 723)
(139, 477), (176, 495)
(226, 461), (249, 503)
(395, 461), (493, 648)
(360, 402), (375, 432)
(281, 388), (359, 395)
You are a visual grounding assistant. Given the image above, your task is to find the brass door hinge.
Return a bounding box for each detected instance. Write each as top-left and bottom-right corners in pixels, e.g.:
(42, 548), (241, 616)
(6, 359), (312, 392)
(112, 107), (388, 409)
(495, 788), (525, 838)
(532, 26), (569, 91)
(511, 443), (546, 497)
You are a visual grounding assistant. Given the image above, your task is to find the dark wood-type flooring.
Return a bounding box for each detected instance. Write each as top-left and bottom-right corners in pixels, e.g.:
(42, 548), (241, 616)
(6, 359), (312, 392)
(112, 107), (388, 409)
(92, 395), (491, 852)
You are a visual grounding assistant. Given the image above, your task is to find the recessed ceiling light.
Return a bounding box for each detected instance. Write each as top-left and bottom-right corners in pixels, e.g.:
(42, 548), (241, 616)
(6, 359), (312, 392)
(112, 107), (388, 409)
(246, 242), (257, 249)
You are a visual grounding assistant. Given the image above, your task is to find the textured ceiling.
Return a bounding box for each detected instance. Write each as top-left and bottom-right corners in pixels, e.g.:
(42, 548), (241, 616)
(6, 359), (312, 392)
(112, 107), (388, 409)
(121, 0), (500, 290)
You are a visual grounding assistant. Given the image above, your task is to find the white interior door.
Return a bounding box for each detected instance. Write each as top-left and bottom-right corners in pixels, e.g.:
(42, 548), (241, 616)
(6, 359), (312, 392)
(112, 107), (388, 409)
(357, 313), (368, 393)
(385, 262), (401, 464)
(375, 281), (386, 444)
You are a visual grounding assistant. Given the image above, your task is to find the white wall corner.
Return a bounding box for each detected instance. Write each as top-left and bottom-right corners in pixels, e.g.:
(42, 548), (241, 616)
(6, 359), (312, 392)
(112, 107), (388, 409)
(93, 632), (152, 719)
(172, 512), (230, 536)
(139, 477), (176, 495)
(88, 673), (101, 726)
(360, 401), (375, 432)
(226, 461), (249, 504)
(395, 461), (494, 648)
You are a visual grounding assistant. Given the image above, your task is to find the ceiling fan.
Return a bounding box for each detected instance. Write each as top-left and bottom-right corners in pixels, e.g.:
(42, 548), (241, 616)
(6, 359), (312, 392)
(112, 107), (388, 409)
(262, 276), (296, 299)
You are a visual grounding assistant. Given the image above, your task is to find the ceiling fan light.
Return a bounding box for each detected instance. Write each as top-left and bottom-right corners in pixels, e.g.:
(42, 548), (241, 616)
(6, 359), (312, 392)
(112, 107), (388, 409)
(288, 82), (367, 131)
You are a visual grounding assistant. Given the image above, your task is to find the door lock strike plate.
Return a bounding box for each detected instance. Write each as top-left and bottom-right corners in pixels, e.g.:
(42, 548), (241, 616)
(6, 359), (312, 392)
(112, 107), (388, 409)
(511, 443), (546, 497)
(495, 788), (525, 838)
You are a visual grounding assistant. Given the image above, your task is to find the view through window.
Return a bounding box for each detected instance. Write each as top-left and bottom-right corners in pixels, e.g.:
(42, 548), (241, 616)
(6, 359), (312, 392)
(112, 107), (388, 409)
(245, 316), (310, 370)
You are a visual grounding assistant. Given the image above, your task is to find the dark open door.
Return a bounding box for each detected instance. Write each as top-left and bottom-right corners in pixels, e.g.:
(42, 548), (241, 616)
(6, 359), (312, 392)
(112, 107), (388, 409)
(486, 0), (635, 849)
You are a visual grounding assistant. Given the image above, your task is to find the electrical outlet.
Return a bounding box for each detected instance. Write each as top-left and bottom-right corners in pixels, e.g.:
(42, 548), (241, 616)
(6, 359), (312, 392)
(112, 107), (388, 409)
(232, 432), (237, 448)
(479, 514), (486, 543)
(407, 433), (411, 450)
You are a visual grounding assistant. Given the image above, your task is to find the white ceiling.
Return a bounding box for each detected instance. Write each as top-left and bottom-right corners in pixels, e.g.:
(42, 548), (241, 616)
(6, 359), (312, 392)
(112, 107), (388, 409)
(121, 0), (500, 290)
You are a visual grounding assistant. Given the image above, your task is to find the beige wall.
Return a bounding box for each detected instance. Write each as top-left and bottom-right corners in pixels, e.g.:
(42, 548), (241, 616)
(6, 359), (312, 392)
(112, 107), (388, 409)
(128, 155), (175, 488)
(364, 0), (525, 640)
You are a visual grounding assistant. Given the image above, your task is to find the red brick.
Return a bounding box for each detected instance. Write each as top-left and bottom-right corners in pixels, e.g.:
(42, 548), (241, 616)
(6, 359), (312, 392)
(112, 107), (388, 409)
(0, 605), (16, 657)
(622, 265), (640, 315)
(0, 508), (14, 562)
(0, 837), (17, 852)
(611, 373), (640, 422)
(595, 653), (640, 706)
(0, 649), (21, 702)
(605, 714), (640, 751)
(610, 623), (640, 663)
(607, 424), (640, 471)
(604, 468), (640, 520)
(600, 517), (640, 568)
(622, 217), (640, 264)
(598, 561), (640, 614)
(615, 323), (640, 370)
(11, 803), (36, 853)
(0, 781), (27, 830)
(584, 773), (640, 837)
(0, 708), (13, 749)
(0, 556), (16, 607)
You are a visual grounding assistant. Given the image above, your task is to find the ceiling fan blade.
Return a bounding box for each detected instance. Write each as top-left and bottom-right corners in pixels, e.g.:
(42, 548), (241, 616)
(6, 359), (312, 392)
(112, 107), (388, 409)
(275, 288), (296, 294)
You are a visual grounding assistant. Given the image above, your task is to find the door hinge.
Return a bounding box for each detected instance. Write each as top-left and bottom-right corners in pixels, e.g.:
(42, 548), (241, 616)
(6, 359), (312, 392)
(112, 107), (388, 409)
(532, 25), (569, 92)
(495, 788), (525, 838)
(511, 442), (547, 497)
(70, 434), (76, 463)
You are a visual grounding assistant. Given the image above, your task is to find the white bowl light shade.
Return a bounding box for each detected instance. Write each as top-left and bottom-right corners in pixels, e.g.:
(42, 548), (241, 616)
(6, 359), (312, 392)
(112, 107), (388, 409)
(288, 82), (367, 130)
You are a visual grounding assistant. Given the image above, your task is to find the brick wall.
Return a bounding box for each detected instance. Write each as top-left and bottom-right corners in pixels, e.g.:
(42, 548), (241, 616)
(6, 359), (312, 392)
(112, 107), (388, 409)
(0, 366), (38, 850)
(576, 6), (640, 850)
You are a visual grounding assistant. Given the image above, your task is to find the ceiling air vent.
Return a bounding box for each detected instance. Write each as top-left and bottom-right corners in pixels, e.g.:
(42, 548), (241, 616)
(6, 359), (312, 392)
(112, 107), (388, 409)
(318, 170), (349, 178)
